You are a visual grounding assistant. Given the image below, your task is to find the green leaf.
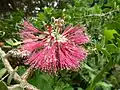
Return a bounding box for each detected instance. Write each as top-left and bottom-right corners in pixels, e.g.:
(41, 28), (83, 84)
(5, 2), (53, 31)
(0, 81), (8, 90)
(55, 86), (63, 90)
(101, 48), (111, 58)
(95, 82), (112, 90)
(89, 72), (95, 80)
(0, 68), (7, 79)
(43, 7), (53, 14)
(5, 39), (21, 46)
(28, 71), (53, 90)
(101, 36), (106, 47)
(86, 58), (114, 90)
(82, 63), (95, 72)
(64, 87), (73, 90)
(55, 82), (72, 90)
(117, 38), (120, 48)
(106, 44), (118, 54)
(78, 88), (83, 90)
(5, 39), (14, 46)
(89, 4), (102, 14)
(38, 13), (46, 21)
(116, 53), (120, 65)
(104, 29), (118, 43)
(95, 42), (102, 50)
(54, 81), (65, 90)
(17, 66), (27, 76)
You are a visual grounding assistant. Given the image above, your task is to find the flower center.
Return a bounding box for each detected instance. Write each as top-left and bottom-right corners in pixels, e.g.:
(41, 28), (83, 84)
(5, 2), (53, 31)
(51, 31), (67, 42)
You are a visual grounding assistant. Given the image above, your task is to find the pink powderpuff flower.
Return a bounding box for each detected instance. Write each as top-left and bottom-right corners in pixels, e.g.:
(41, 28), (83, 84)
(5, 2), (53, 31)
(19, 20), (89, 73)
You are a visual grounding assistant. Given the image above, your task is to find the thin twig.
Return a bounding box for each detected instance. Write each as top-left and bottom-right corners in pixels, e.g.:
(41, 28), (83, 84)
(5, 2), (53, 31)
(0, 48), (39, 90)
(85, 9), (120, 17)
(8, 84), (20, 90)
(0, 74), (9, 81)
(0, 48), (21, 82)
(21, 66), (34, 80)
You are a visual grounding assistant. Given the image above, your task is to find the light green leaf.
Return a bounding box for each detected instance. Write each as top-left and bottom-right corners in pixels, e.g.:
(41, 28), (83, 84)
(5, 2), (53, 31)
(38, 13), (46, 21)
(82, 63), (95, 72)
(104, 29), (118, 43)
(0, 68), (7, 79)
(5, 39), (21, 46)
(89, 4), (102, 14)
(78, 88), (83, 90)
(5, 39), (14, 46)
(55, 86), (62, 90)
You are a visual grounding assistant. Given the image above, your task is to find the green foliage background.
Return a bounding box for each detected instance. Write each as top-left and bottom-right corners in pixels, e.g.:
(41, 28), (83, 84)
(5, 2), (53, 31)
(0, 0), (120, 90)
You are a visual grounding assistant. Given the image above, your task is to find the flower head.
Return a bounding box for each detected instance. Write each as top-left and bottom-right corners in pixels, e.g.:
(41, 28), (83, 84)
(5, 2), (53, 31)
(20, 19), (89, 73)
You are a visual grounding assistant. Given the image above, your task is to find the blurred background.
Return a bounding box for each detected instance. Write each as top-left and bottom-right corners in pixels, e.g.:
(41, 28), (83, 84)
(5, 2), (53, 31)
(0, 0), (120, 90)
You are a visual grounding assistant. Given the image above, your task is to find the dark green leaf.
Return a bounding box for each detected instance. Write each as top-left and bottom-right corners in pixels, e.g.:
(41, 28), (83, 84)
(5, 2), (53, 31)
(0, 81), (8, 90)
